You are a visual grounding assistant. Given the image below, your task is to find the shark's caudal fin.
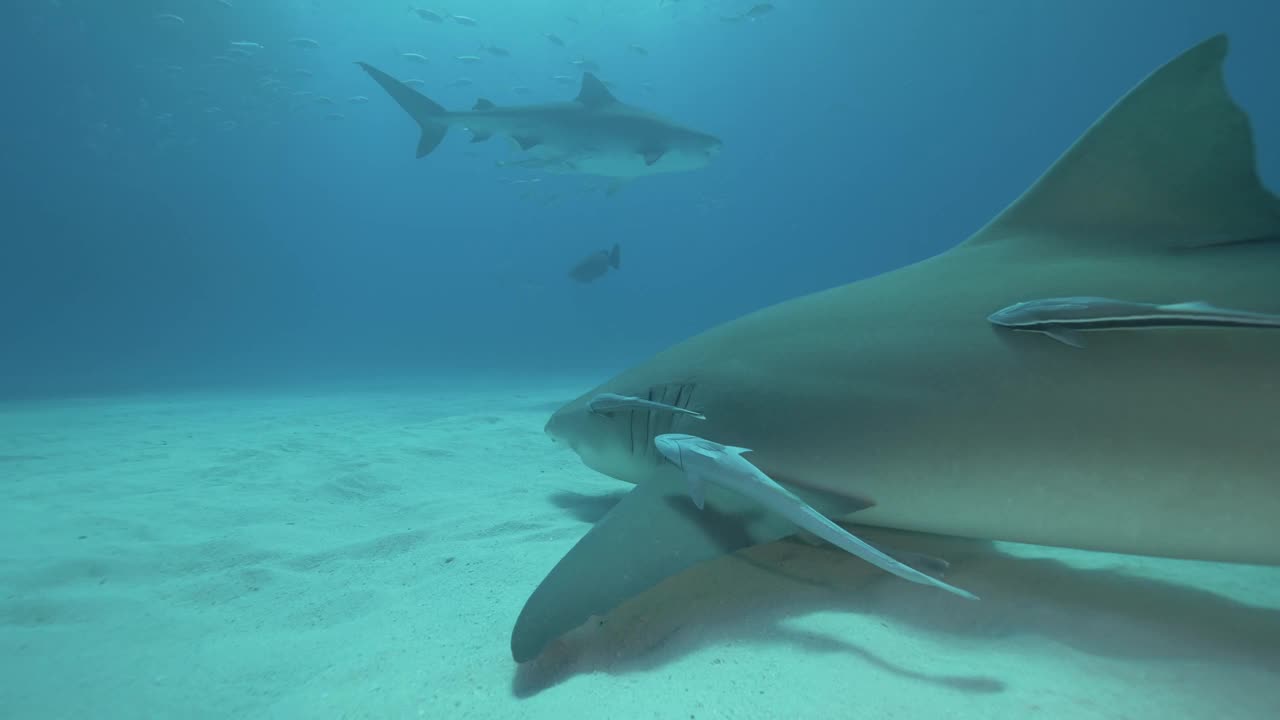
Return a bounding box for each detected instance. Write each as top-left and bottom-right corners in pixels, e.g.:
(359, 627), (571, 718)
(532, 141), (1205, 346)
(608, 243), (621, 269)
(356, 62), (449, 158)
(964, 34), (1280, 252)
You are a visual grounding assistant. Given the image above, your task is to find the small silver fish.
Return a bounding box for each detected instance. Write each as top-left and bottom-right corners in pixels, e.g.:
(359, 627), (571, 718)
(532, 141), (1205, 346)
(588, 393), (705, 420)
(988, 296), (1280, 348)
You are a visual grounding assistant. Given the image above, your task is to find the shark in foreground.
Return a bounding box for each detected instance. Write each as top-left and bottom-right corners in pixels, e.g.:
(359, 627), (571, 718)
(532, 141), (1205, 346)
(356, 63), (722, 179)
(514, 34), (1280, 662)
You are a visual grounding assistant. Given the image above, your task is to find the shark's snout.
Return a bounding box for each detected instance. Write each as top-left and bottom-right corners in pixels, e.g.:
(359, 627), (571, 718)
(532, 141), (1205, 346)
(544, 406), (584, 452)
(543, 412), (565, 444)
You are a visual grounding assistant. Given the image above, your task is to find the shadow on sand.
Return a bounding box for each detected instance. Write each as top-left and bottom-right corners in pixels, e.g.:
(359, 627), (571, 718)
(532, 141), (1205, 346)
(511, 524), (1280, 698)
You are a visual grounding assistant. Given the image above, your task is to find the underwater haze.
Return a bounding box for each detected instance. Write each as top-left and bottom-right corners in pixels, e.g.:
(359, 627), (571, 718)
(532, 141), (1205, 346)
(4, 2), (1280, 719)
(5, 0), (1277, 395)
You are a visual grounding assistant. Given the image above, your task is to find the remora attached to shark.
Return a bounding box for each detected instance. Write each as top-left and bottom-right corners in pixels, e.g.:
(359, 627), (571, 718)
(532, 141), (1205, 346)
(514, 34), (1280, 662)
(356, 62), (722, 178)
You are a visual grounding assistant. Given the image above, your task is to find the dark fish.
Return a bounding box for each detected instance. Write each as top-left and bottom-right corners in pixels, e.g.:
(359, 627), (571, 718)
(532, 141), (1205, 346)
(410, 7), (444, 22)
(723, 3), (774, 22)
(568, 243), (621, 283)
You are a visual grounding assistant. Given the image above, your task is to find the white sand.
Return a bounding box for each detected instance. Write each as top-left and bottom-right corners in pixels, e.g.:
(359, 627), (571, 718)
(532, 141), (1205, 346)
(2, 374), (1278, 719)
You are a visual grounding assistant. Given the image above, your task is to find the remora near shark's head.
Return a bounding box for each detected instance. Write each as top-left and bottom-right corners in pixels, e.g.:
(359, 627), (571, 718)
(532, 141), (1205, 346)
(520, 34), (1280, 663)
(356, 62), (721, 179)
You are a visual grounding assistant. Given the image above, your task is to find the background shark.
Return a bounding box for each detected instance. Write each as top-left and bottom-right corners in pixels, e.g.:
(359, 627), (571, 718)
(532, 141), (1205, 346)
(357, 62), (722, 179)
(515, 34), (1280, 662)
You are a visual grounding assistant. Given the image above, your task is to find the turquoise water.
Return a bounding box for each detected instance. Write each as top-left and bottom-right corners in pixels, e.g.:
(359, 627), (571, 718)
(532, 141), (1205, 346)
(3, 3), (1279, 718)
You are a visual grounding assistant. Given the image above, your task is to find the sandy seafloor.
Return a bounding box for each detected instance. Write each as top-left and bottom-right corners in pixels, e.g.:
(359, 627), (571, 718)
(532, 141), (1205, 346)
(2, 373), (1278, 720)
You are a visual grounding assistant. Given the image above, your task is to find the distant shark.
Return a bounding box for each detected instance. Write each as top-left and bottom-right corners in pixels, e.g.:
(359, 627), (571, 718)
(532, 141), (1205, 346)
(356, 63), (722, 179)
(513, 34), (1280, 662)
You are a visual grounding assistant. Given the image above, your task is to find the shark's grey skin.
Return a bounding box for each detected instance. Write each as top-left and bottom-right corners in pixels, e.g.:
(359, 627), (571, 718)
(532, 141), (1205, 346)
(588, 392), (706, 420)
(653, 433), (978, 599)
(356, 63), (721, 179)
(515, 35), (1280, 662)
(989, 297), (1280, 347)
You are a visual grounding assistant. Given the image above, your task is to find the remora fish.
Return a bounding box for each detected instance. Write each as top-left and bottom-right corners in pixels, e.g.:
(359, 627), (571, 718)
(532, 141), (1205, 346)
(588, 392), (706, 420)
(654, 433), (977, 599)
(989, 296), (1280, 347)
(568, 244), (620, 283)
(355, 62), (722, 179)
(515, 35), (1280, 662)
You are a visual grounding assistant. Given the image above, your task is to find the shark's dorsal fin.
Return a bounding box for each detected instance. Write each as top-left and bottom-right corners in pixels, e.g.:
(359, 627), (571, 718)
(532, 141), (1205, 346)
(472, 98), (496, 111)
(575, 72), (617, 108)
(964, 34), (1280, 252)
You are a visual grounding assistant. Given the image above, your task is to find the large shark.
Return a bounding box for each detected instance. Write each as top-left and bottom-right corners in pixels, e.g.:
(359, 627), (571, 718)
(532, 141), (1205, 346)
(513, 34), (1280, 662)
(356, 63), (722, 179)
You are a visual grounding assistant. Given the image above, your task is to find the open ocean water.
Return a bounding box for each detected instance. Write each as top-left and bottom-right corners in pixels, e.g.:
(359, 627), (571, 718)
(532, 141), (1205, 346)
(3, 2), (1279, 719)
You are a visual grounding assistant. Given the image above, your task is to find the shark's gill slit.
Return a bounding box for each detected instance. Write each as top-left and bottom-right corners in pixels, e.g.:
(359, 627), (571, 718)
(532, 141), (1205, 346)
(641, 387), (655, 458)
(675, 383), (696, 415)
(625, 400), (637, 458)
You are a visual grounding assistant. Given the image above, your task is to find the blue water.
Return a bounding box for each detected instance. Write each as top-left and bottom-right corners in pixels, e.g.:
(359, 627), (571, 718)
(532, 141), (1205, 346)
(4, 0), (1278, 397)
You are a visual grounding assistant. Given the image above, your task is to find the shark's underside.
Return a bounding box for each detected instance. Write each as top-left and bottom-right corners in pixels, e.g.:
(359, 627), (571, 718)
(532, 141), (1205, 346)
(516, 34), (1280, 662)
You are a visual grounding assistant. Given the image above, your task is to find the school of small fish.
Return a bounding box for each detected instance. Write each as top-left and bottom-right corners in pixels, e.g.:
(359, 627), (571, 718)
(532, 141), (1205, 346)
(98, 2), (769, 209)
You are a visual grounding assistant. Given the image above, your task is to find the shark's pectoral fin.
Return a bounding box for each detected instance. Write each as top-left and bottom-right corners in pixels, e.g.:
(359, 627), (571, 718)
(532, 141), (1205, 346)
(512, 134), (542, 151)
(510, 470), (804, 662)
(642, 149), (665, 166)
(468, 129), (492, 143)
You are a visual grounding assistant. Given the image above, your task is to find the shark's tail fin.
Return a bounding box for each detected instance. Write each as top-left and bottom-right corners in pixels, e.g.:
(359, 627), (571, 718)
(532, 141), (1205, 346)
(609, 243), (621, 270)
(356, 61), (449, 158)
